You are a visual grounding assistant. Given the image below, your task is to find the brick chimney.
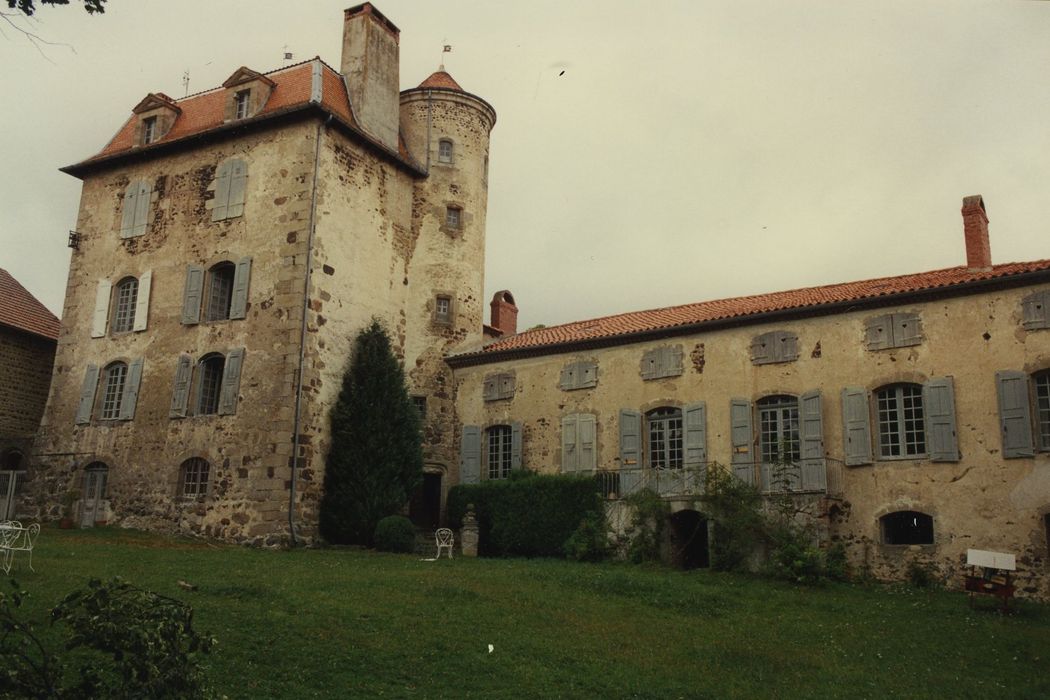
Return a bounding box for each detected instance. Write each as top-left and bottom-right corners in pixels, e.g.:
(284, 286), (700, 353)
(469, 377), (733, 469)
(961, 195), (992, 270)
(490, 291), (518, 335)
(341, 3), (400, 152)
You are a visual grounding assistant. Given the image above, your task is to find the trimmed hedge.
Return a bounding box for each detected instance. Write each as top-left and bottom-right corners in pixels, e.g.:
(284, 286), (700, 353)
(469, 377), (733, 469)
(374, 515), (416, 553)
(447, 471), (602, 557)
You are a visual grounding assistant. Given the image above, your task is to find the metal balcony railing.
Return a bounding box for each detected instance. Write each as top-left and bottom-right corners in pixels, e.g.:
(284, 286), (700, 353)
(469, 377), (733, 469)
(583, 466), (707, 501)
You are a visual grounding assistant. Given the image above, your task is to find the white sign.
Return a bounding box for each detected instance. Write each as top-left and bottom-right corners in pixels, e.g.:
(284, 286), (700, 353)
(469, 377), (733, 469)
(966, 549), (1016, 571)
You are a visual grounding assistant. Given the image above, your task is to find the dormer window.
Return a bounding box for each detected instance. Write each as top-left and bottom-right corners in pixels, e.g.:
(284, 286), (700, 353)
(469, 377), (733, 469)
(235, 90), (251, 120)
(142, 117), (157, 144)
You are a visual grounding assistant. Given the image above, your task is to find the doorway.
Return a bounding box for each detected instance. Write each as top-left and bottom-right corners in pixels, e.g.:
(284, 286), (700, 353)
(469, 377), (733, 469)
(669, 509), (709, 569)
(80, 463), (109, 528)
(409, 472), (443, 531)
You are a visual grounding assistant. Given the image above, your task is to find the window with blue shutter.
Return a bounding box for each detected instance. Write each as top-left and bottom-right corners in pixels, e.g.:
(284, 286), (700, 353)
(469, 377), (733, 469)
(841, 387), (873, 466)
(120, 180), (153, 238)
(211, 159), (248, 222)
(923, 377), (959, 462)
(996, 370), (1034, 458)
(75, 364), (100, 425)
(559, 360), (599, 391)
(230, 257), (252, 320)
(460, 426), (481, 484)
(683, 402), (707, 468)
(751, 330), (799, 365)
(561, 415), (579, 472)
(730, 399), (754, 484)
(170, 355), (192, 418)
(865, 312), (922, 350)
(218, 348), (245, 415)
(181, 265), (204, 325)
(619, 409), (641, 467)
(118, 358), (144, 421)
(799, 390), (826, 491)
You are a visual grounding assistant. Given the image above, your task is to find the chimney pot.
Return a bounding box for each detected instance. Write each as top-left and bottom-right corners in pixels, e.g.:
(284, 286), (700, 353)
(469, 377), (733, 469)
(961, 195), (992, 271)
(490, 290), (518, 336)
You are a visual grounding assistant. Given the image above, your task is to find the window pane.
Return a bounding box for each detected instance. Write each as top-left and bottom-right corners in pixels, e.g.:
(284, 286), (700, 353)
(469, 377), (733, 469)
(181, 458), (210, 498)
(758, 396), (799, 464)
(206, 264), (235, 321)
(235, 90), (250, 119)
(877, 385), (925, 458)
(197, 356), (224, 415)
(487, 425), (512, 479)
(438, 140), (453, 163)
(1036, 373), (1050, 451)
(100, 363), (127, 420)
(647, 407), (682, 470)
(446, 207), (460, 228)
(112, 278), (138, 333)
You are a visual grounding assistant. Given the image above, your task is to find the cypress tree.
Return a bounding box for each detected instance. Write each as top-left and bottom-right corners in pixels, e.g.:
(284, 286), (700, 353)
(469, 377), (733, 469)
(319, 319), (423, 545)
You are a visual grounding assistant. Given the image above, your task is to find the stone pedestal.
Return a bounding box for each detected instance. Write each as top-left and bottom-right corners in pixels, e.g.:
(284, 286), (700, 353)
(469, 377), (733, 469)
(460, 504), (479, 557)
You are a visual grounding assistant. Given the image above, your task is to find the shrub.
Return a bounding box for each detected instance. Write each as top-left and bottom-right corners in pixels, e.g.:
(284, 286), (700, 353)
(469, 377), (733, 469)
(0, 577), (214, 699)
(448, 472), (602, 557)
(374, 515), (416, 553)
(766, 522), (824, 585)
(824, 542), (850, 582)
(621, 489), (667, 564)
(702, 467), (764, 572)
(563, 510), (609, 562)
(907, 560), (937, 588)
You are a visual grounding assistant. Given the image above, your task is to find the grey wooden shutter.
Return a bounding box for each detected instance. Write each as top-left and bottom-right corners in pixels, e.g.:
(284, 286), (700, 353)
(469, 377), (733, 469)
(498, 373), (515, 399)
(75, 364), (100, 424)
(510, 421), (522, 470)
(667, 345), (684, 377)
(119, 358), (144, 420)
(579, 361), (598, 389)
(640, 350), (657, 380)
(561, 414), (578, 472)
(730, 398), (754, 483)
(619, 409), (641, 467)
(181, 265), (204, 325)
(211, 161), (232, 221)
(865, 315), (891, 350)
(120, 184), (139, 238)
(578, 414), (596, 471)
(841, 387), (873, 465)
(133, 270), (151, 332)
(91, 279), (111, 338)
(226, 159), (248, 219)
(893, 313), (922, 347)
(460, 426), (481, 484)
(559, 364), (575, 391)
(230, 257), (251, 320)
(777, 332), (799, 362)
(218, 348), (245, 415)
(170, 354), (192, 418)
(750, 333), (772, 365)
(131, 181), (152, 237)
(799, 390), (826, 490)
(923, 377), (959, 462)
(683, 402), (707, 468)
(1022, 290), (1050, 330)
(996, 370), (1034, 458)
(482, 376), (497, 401)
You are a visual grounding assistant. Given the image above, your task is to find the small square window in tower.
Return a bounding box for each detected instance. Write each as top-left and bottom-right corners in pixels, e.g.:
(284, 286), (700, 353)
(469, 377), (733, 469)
(445, 206), (461, 230)
(438, 139), (453, 164)
(235, 89), (251, 119)
(434, 295), (452, 324)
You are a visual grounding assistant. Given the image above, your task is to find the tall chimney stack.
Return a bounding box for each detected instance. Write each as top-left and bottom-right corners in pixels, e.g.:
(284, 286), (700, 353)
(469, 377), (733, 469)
(961, 195), (992, 271)
(490, 291), (518, 336)
(341, 4), (400, 152)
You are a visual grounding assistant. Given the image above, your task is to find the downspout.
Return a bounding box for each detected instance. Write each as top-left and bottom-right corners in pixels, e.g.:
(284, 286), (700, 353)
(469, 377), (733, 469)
(288, 113), (331, 545)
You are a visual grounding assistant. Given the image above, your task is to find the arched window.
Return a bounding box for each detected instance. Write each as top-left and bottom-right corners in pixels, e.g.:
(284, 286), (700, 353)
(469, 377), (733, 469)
(647, 407), (683, 470)
(876, 383), (925, 458)
(111, 276), (139, 333)
(757, 395), (800, 465)
(438, 139), (453, 164)
(486, 424), (512, 480)
(99, 362), (128, 420)
(180, 458), (210, 499)
(205, 262), (236, 321)
(196, 354), (226, 415)
(880, 511), (934, 545)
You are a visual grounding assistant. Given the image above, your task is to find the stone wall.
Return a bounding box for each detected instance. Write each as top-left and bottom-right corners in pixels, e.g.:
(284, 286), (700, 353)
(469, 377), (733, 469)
(450, 283), (1050, 598)
(0, 326), (55, 440)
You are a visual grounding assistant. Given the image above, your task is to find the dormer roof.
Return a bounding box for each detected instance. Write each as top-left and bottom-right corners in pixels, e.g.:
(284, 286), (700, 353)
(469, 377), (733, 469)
(132, 92), (181, 115)
(222, 66), (275, 89)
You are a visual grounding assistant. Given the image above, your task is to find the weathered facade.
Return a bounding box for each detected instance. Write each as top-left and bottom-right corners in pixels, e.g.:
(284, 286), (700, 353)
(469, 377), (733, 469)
(450, 198), (1050, 598)
(0, 268), (59, 520)
(26, 4), (494, 541)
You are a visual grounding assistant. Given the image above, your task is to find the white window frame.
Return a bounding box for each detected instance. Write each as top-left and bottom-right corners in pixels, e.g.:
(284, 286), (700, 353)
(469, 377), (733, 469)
(110, 277), (139, 334)
(438, 139), (453, 164)
(875, 384), (926, 459)
(487, 425), (513, 480)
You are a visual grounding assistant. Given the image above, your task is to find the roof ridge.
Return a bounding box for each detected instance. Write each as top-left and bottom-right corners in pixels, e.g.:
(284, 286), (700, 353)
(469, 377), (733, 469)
(175, 57), (324, 102)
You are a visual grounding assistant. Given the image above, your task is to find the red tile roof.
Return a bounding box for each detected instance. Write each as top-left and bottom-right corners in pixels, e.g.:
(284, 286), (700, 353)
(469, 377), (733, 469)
(418, 70), (463, 91)
(66, 58), (422, 172)
(455, 259), (1050, 362)
(0, 269), (60, 341)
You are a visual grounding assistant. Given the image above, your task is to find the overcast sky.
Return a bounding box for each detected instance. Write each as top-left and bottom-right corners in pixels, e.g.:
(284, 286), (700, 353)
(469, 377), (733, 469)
(1, 0), (1048, 330)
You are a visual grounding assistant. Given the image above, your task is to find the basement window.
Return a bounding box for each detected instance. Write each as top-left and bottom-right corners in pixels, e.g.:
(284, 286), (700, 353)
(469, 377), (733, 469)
(881, 511), (934, 545)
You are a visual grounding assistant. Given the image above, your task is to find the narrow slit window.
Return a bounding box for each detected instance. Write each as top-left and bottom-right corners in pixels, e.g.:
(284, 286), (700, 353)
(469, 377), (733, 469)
(1035, 372), (1050, 451)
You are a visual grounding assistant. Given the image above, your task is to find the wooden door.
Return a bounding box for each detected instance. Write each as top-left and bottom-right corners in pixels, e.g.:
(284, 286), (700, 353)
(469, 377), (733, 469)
(80, 467), (108, 527)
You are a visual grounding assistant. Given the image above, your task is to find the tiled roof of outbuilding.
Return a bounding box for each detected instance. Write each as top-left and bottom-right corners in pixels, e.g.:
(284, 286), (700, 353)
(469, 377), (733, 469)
(452, 259), (1050, 362)
(0, 268), (60, 340)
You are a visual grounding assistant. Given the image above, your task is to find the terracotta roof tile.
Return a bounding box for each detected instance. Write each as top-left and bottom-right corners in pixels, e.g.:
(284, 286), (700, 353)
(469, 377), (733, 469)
(0, 269), (60, 340)
(417, 70), (463, 91)
(461, 259), (1050, 359)
(78, 59), (368, 166)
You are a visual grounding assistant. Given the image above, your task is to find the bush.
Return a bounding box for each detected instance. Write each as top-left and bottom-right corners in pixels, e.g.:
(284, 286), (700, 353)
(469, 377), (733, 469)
(621, 489), (667, 564)
(766, 523), (824, 585)
(907, 560), (938, 589)
(374, 515), (416, 553)
(0, 577), (214, 699)
(448, 472), (602, 557)
(563, 510), (609, 562)
(824, 542), (850, 582)
(702, 468), (764, 572)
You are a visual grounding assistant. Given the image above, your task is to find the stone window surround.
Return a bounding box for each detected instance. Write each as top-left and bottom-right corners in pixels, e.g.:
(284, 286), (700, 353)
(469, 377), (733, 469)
(432, 292), (455, 326)
(178, 457), (212, 501)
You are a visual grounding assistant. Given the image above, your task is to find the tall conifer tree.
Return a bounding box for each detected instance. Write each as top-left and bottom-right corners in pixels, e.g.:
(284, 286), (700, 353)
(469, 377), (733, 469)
(319, 319), (423, 545)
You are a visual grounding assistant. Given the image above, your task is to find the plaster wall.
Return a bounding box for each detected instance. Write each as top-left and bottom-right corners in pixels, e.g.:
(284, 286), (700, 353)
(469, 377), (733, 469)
(451, 284), (1050, 597)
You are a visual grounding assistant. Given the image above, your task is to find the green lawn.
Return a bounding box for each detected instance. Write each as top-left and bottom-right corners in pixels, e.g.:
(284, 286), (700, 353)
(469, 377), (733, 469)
(5, 526), (1049, 699)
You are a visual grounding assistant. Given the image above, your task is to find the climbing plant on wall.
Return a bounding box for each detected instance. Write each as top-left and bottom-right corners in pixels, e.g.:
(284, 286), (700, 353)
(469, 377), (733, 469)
(319, 319), (423, 546)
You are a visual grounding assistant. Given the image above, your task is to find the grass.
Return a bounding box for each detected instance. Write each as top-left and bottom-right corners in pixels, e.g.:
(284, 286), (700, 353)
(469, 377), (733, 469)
(5, 525), (1049, 699)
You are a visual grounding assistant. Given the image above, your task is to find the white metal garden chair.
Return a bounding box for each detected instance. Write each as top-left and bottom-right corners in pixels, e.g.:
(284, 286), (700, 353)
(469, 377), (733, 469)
(0, 521), (39, 574)
(434, 528), (454, 559)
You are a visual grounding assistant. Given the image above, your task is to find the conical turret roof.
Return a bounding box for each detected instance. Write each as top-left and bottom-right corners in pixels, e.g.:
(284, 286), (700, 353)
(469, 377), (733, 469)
(418, 69), (463, 91)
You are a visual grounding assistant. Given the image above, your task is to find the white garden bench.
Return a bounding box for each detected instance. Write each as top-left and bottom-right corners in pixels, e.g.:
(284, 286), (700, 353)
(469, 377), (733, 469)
(0, 521), (40, 574)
